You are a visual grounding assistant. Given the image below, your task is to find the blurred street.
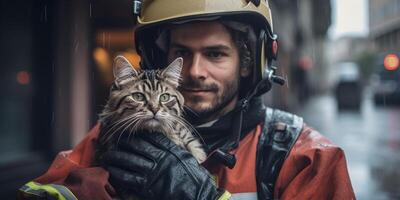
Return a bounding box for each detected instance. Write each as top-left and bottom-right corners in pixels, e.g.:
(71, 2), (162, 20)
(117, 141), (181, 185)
(295, 88), (400, 200)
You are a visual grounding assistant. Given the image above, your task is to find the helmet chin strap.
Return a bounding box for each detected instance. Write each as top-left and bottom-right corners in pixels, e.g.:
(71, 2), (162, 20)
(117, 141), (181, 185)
(208, 75), (285, 169)
(209, 29), (285, 169)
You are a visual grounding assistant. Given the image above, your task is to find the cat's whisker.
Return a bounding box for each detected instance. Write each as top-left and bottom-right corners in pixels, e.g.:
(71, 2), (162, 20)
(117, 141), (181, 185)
(128, 119), (138, 136)
(102, 113), (135, 135)
(107, 115), (144, 138)
(161, 118), (177, 138)
(115, 131), (125, 148)
(115, 117), (143, 147)
(104, 114), (144, 144)
(175, 116), (206, 145)
(158, 115), (185, 139)
(161, 118), (175, 135)
(131, 124), (141, 135)
(102, 115), (137, 140)
(126, 121), (139, 141)
(120, 117), (141, 136)
(128, 119), (146, 141)
(172, 115), (196, 133)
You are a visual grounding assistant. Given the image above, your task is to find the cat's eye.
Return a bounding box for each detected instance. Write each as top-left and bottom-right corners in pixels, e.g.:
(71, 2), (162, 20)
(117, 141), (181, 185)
(159, 93), (170, 102)
(131, 92), (145, 101)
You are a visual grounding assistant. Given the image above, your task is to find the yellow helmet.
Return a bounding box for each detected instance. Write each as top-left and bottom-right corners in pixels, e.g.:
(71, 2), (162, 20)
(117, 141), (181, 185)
(137, 0), (273, 30)
(134, 0), (283, 96)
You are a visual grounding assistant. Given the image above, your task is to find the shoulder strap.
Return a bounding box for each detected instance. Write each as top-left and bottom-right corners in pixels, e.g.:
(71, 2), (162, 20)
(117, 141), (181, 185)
(255, 107), (303, 200)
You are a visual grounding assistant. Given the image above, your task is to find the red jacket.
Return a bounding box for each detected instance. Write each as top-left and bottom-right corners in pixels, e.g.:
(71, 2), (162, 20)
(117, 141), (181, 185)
(21, 122), (355, 200)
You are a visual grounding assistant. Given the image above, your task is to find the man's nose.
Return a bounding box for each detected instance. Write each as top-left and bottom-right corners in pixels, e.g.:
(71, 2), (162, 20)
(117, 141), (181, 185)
(187, 53), (207, 80)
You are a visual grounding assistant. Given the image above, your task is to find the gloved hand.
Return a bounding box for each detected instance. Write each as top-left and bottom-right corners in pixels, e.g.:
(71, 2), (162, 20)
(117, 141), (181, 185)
(102, 132), (230, 200)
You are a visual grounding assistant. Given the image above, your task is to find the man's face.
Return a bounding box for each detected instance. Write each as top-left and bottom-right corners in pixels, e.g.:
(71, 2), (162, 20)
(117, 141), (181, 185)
(167, 22), (248, 122)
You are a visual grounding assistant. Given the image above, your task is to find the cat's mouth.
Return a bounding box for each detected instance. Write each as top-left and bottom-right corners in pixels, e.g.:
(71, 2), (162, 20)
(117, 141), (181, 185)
(141, 118), (162, 131)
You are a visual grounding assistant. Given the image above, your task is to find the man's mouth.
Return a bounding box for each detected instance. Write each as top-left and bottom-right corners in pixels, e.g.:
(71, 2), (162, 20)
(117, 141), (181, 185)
(181, 87), (215, 94)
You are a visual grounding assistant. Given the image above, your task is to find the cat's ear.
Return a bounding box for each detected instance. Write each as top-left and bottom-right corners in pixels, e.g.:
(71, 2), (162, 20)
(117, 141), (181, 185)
(113, 55), (138, 80)
(161, 57), (183, 87)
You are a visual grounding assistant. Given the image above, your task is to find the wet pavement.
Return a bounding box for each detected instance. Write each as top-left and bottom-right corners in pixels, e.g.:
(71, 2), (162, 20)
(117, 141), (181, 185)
(294, 91), (400, 200)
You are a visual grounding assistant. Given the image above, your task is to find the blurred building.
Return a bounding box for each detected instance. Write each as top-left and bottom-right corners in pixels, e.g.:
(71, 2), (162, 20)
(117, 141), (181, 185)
(330, 36), (369, 63)
(0, 0), (136, 197)
(326, 36), (370, 85)
(369, 0), (400, 52)
(266, 0), (332, 109)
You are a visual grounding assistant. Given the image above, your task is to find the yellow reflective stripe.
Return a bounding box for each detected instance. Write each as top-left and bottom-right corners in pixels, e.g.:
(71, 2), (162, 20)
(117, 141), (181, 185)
(24, 181), (77, 200)
(212, 174), (219, 186)
(218, 190), (232, 200)
(19, 184), (46, 197)
(26, 182), (66, 200)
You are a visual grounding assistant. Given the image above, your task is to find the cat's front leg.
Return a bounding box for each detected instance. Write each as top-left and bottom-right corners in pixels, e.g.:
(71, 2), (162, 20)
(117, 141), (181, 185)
(168, 133), (206, 163)
(185, 137), (207, 163)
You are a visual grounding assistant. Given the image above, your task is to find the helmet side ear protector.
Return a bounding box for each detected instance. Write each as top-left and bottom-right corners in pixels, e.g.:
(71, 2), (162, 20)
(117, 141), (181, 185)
(251, 28), (284, 97)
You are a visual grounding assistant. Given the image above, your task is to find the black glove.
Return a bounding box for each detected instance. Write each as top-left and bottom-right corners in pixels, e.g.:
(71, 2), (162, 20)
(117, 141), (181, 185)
(102, 132), (230, 200)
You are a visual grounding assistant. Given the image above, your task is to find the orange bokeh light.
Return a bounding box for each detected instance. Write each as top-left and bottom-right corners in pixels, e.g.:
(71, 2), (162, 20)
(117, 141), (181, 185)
(16, 71), (30, 85)
(384, 54), (399, 71)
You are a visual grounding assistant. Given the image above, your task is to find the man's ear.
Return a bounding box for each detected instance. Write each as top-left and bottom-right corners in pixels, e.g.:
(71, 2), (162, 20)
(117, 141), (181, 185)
(240, 66), (251, 77)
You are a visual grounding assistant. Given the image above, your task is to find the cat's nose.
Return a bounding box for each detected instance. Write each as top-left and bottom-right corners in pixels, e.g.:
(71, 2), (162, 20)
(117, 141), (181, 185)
(149, 104), (160, 115)
(151, 109), (159, 115)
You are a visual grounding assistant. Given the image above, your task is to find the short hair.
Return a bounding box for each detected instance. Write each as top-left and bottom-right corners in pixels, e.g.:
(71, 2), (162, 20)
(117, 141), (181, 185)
(227, 26), (253, 71)
(225, 25), (254, 98)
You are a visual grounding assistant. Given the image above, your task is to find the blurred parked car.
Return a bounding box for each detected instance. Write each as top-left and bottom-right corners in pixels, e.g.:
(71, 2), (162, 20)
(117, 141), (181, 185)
(371, 53), (400, 105)
(334, 62), (362, 110)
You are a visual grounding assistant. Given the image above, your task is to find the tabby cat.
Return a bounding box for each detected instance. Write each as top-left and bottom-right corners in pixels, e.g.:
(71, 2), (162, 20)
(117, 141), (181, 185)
(96, 55), (207, 165)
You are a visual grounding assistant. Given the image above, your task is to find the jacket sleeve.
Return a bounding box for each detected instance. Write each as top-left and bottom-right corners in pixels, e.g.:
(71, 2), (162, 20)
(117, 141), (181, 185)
(274, 125), (356, 200)
(17, 123), (116, 200)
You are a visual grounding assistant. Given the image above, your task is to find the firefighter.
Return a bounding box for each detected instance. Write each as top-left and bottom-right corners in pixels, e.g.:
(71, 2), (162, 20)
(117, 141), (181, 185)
(18, 0), (355, 199)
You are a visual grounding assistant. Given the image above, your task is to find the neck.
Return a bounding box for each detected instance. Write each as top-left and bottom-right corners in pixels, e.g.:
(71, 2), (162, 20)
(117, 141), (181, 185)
(194, 97), (266, 153)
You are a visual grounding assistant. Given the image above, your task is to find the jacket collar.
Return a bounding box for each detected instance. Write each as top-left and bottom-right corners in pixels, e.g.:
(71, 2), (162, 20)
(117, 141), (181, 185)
(192, 97), (265, 153)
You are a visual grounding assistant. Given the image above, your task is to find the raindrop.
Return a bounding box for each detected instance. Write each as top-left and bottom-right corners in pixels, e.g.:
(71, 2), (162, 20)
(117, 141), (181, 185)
(108, 34), (111, 49)
(285, 74), (290, 89)
(103, 32), (106, 48)
(74, 41), (80, 52)
(89, 3), (92, 18)
(383, 95), (386, 107)
(51, 112), (55, 124)
(44, 4), (47, 22)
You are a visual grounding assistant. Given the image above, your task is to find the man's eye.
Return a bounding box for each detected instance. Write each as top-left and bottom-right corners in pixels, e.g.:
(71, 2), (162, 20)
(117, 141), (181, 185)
(175, 49), (190, 57)
(206, 51), (226, 58)
(132, 92), (145, 101)
(159, 93), (170, 102)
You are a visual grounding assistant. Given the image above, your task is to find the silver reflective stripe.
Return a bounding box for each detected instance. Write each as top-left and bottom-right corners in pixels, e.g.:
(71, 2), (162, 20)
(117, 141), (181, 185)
(49, 184), (78, 200)
(231, 192), (258, 200)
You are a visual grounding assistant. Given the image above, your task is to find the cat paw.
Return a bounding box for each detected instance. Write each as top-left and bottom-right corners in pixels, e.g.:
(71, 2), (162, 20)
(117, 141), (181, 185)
(192, 149), (207, 163)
